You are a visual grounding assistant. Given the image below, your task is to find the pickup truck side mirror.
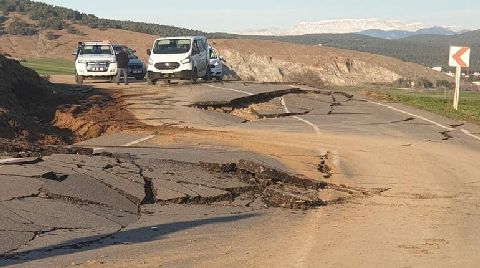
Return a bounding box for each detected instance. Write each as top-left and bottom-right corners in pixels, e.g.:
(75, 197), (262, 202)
(146, 49), (151, 56)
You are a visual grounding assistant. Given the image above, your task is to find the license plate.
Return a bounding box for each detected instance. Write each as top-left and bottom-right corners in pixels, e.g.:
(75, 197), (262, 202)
(132, 70), (142, 74)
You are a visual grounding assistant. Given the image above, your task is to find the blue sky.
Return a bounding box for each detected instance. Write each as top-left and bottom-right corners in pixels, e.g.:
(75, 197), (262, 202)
(37, 0), (480, 32)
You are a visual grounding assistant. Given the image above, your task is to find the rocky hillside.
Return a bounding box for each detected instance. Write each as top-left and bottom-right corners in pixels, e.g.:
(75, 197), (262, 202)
(213, 39), (452, 87)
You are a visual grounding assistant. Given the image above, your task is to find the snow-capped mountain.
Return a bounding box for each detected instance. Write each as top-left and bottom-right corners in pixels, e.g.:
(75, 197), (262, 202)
(238, 18), (463, 37)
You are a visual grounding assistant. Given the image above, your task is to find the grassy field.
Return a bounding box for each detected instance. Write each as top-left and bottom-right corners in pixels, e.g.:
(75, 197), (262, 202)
(367, 88), (480, 125)
(21, 58), (75, 75)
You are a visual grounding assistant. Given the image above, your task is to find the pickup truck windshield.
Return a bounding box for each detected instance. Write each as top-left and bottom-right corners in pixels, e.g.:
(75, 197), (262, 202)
(80, 45), (113, 55)
(153, 39), (191, 54)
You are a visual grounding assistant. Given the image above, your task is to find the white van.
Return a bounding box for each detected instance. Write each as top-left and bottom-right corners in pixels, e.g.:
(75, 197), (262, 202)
(146, 36), (210, 85)
(74, 41), (117, 84)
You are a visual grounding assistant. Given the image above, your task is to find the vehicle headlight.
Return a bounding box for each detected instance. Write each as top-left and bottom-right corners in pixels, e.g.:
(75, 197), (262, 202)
(109, 60), (117, 63)
(180, 56), (191, 64)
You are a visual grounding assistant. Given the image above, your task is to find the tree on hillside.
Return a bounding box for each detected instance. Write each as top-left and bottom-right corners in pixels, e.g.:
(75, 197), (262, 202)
(6, 17), (36, 35)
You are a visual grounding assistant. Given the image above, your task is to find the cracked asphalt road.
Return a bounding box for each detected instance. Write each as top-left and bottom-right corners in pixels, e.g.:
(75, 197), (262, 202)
(2, 77), (480, 267)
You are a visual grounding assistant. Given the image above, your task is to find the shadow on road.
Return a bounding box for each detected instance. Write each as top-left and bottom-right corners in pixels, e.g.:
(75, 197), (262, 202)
(0, 213), (259, 267)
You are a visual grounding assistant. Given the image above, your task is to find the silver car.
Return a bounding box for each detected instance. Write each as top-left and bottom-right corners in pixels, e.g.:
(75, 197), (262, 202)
(209, 46), (223, 80)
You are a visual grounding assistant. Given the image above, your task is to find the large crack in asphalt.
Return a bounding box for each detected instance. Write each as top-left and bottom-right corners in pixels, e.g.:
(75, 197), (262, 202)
(1, 86), (398, 261)
(0, 149), (387, 260)
(191, 87), (353, 121)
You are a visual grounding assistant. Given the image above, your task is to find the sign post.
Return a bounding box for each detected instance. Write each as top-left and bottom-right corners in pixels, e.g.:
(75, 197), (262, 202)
(449, 46), (471, 110)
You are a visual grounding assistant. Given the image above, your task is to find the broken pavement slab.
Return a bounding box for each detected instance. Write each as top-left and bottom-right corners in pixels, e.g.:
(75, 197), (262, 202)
(0, 175), (43, 201)
(0, 164), (52, 178)
(0, 231), (35, 256)
(139, 159), (254, 191)
(42, 174), (139, 214)
(0, 151), (367, 260)
(1, 198), (122, 230)
(238, 160), (328, 189)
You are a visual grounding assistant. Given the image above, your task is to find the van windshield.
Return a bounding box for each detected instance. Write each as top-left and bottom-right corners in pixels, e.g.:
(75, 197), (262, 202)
(79, 45), (113, 55)
(153, 39), (191, 54)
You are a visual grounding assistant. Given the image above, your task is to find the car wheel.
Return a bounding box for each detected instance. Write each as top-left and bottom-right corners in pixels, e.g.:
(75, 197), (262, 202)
(216, 75), (223, 81)
(192, 68), (198, 84)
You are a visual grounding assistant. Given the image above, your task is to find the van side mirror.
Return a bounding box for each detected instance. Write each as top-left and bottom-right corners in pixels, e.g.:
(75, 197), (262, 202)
(147, 49), (151, 56)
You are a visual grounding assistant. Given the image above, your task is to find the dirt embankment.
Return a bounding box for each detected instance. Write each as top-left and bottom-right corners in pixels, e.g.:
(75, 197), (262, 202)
(0, 56), (148, 156)
(0, 54), (71, 147)
(213, 39), (452, 87)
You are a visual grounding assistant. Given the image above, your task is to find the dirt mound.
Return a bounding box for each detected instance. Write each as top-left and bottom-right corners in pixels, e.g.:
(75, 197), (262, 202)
(0, 56), (149, 156)
(212, 39), (452, 87)
(0, 54), (72, 148)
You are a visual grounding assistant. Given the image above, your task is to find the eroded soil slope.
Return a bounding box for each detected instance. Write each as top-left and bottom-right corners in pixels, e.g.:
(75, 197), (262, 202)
(0, 54), (71, 149)
(213, 39), (451, 86)
(0, 56), (148, 156)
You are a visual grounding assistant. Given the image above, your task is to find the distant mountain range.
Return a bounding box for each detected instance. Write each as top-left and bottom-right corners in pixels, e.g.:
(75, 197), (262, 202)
(239, 19), (467, 39)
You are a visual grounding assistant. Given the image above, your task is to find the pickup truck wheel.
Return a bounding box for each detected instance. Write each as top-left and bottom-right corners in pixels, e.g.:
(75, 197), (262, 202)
(191, 68), (198, 84)
(75, 74), (84, 84)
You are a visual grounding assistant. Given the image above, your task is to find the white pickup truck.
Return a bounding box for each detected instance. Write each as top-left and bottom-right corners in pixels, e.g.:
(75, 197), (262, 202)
(74, 41), (118, 84)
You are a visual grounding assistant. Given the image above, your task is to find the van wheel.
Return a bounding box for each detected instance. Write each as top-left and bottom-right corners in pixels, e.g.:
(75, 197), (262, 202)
(192, 68), (198, 84)
(203, 66), (211, 81)
(147, 76), (156, 85)
(75, 74), (83, 84)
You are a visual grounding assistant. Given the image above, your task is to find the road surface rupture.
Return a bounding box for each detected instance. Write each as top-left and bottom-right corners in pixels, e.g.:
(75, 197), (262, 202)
(3, 79), (480, 267)
(0, 148), (372, 265)
(195, 84), (349, 135)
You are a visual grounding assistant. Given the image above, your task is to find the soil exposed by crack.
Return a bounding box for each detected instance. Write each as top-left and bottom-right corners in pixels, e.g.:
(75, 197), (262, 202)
(0, 55), (154, 157)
